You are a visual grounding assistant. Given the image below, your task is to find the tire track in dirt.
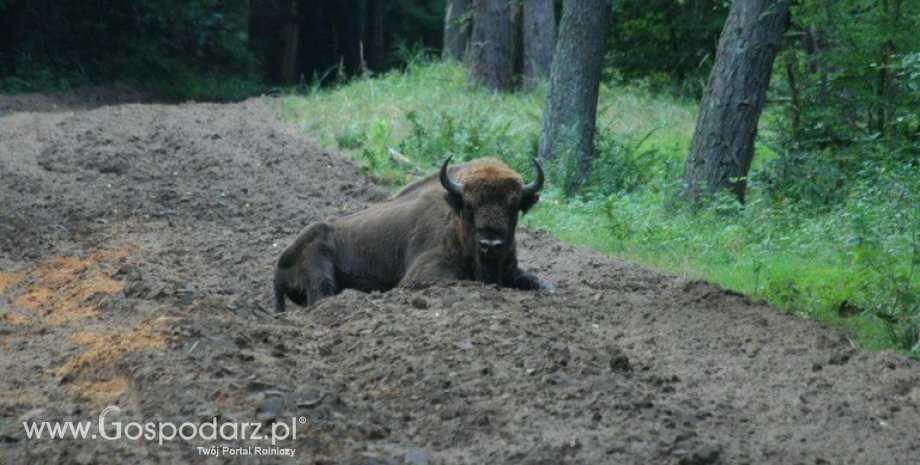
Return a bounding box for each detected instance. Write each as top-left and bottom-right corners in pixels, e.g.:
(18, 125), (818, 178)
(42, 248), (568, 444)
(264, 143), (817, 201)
(1, 96), (919, 464)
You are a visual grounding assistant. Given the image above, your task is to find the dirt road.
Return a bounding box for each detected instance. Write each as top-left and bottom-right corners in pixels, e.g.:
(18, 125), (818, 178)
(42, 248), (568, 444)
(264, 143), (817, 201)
(1, 96), (918, 464)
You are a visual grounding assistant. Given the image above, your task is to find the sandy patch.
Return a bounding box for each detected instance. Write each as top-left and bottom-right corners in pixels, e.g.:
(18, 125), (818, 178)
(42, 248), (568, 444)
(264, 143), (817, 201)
(0, 272), (23, 293)
(65, 378), (130, 405)
(11, 250), (125, 324)
(54, 318), (168, 378)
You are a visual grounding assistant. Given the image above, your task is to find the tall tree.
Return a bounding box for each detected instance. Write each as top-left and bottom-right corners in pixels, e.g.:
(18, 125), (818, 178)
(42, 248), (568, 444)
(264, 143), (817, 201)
(469, 0), (513, 91)
(682, 0), (789, 204)
(522, 0), (555, 91)
(510, 1), (524, 84)
(538, 0), (610, 195)
(279, 0), (301, 84)
(366, 0), (389, 71)
(338, 0), (364, 75)
(443, 0), (471, 60)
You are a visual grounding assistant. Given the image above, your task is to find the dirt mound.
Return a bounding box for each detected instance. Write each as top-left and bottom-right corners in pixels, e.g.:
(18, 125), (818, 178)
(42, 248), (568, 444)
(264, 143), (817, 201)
(1, 99), (918, 464)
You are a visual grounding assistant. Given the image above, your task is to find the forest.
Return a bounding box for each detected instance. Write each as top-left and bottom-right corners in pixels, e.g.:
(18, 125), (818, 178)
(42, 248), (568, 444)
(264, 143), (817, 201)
(3, 1), (920, 463)
(1, 0), (918, 354)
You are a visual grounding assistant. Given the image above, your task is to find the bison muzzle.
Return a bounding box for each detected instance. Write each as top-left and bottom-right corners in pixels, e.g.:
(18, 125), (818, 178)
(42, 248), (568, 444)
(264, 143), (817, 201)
(273, 156), (555, 310)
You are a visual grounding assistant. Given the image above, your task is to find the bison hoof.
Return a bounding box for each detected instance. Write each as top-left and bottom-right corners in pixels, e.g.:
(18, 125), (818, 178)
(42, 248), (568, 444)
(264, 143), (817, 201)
(538, 281), (556, 295)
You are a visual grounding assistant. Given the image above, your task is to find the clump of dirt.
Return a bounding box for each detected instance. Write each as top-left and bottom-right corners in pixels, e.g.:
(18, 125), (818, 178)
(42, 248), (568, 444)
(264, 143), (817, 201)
(1, 97), (918, 465)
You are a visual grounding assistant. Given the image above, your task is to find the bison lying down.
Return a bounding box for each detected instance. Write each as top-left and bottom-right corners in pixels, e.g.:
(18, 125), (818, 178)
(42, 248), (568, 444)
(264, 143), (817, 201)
(273, 156), (555, 310)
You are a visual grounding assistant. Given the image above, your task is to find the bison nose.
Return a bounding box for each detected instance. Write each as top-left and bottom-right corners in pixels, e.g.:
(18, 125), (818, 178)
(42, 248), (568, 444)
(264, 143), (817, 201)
(478, 238), (504, 251)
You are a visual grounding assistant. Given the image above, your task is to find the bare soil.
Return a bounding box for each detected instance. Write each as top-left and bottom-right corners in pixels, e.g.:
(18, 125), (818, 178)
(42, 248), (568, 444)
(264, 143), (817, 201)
(1, 95), (919, 465)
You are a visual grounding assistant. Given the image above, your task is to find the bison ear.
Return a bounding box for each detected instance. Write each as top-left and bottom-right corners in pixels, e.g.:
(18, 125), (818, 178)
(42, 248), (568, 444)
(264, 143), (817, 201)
(444, 191), (464, 212)
(519, 193), (539, 215)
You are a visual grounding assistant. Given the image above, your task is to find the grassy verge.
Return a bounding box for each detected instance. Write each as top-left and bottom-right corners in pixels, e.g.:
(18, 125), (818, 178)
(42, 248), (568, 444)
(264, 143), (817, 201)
(282, 60), (920, 356)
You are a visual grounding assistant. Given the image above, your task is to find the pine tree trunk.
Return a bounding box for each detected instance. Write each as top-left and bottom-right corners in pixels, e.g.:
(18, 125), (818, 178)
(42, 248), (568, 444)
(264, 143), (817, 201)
(366, 0), (389, 71)
(537, 0), (610, 195)
(510, 2), (524, 86)
(338, 0), (363, 76)
(469, 0), (513, 91)
(297, 0), (332, 82)
(522, 0), (555, 91)
(682, 0), (788, 204)
(443, 0), (471, 61)
(280, 0), (301, 84)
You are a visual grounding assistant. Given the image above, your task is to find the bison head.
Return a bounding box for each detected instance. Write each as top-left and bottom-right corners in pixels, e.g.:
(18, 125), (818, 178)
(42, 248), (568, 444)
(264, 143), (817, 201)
(440, 156), (544, 282)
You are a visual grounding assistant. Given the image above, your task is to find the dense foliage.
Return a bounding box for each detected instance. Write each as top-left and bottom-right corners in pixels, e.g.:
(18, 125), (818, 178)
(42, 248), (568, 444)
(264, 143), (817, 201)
(0, 0), (444, 97)
(607, 0), (729, 94)
(0, 0), (256, 96)
(777, 0), (919, 149)
(762, 1), (920, 202)
(0, 0), (732, 97)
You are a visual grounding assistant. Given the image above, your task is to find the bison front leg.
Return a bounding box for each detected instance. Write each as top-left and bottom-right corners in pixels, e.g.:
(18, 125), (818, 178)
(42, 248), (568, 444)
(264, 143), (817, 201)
(510, 269), (556, 294)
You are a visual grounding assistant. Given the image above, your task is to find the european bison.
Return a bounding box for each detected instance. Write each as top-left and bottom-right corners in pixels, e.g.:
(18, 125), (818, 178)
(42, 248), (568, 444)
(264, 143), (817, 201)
(273, 156), (555, 310)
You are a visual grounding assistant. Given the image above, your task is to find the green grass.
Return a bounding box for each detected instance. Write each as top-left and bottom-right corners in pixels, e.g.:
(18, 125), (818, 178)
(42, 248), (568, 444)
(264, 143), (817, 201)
(282, 60), (920, 356)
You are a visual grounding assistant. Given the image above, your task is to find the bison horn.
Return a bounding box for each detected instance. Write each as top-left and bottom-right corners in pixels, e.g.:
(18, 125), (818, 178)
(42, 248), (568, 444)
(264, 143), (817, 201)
(521, 158), (545, 196)
(440, 156), (464, 196)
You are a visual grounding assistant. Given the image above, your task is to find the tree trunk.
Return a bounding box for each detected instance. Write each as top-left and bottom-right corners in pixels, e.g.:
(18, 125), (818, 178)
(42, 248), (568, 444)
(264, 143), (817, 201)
(872, 40), (893, 137)
(784, 57), (800, 137)
(338, 0), (364, 76)
(280, 0), (301, 84)
(469, 0), (513, 91)
(443, 0), (471, 61)
(510, 2), (524, 87)
(682, 0), (789, 204)
(537, 0), (610, 195)
(802, 25), (827, 106)
(297, 0), (332, 82)
(366, 0), (389, 71)
(522, 0), (555, 91)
